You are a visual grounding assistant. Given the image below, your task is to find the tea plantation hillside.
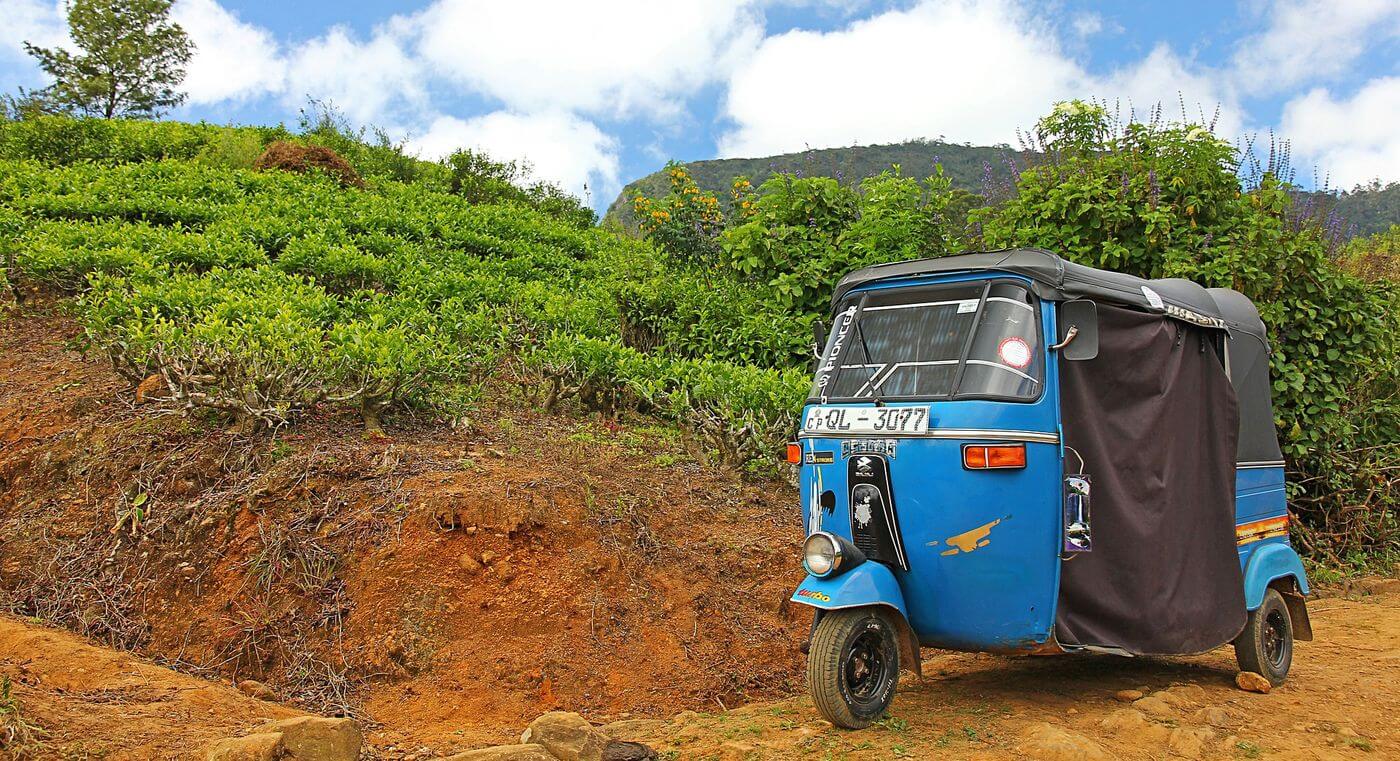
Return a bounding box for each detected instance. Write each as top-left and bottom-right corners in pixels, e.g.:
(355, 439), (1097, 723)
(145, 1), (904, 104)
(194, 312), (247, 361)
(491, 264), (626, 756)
(604, 140), (1400, 239)
(0, 116), (811, 465)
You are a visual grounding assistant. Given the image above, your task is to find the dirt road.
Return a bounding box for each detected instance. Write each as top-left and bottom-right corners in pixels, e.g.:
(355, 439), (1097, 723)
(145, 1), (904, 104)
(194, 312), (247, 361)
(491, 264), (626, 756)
(618, 581), (1399, 760)
(2, 583), (1395, 759)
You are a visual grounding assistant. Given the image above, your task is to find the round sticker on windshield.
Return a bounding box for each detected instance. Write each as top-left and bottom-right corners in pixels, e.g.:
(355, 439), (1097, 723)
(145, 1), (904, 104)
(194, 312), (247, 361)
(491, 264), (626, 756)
(997, 337), (1032, 369)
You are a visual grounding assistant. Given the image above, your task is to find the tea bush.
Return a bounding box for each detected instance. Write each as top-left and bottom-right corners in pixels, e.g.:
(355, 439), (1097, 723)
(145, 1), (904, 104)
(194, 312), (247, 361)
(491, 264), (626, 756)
(2, 121), (805, 461)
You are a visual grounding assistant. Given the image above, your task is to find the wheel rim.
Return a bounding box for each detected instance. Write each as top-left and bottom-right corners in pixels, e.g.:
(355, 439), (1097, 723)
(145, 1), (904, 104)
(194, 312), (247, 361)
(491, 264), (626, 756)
(1263, 608), (1289, 670)
(844, 627), (890, 701)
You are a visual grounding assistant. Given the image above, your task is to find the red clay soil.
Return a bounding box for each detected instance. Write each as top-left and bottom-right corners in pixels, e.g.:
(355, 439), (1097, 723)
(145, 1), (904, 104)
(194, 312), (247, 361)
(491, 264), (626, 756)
(0, 301), (809, 755)
(0, 615), (303, 759)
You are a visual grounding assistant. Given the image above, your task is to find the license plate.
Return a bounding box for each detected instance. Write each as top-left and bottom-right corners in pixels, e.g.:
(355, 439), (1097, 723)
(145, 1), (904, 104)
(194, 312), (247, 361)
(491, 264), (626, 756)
(802, 406), (930, 435)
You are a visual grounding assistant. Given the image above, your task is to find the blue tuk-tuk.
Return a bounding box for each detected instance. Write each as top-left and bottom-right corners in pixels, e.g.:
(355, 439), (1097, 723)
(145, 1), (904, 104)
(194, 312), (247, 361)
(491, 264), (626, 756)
(790, 249), (1311, 728)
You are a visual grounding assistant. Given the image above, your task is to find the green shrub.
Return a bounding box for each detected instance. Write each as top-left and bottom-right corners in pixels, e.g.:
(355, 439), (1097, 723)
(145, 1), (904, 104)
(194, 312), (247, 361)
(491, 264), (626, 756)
(80, 268), (340, 428)
(196, 128), (271, 170)
(329, 296), (500, 430)
(979, 100), (1399, 555)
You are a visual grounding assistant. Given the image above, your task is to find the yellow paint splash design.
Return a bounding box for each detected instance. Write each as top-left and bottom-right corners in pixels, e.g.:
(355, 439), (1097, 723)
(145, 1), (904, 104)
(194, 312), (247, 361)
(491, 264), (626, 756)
(939, 517), (1003, 556)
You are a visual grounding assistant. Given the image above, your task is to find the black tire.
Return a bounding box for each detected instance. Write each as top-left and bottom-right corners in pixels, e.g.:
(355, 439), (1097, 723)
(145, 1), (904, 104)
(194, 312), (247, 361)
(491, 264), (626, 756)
(1234, 587), (1294, 686)
(807, 607), (900, 729)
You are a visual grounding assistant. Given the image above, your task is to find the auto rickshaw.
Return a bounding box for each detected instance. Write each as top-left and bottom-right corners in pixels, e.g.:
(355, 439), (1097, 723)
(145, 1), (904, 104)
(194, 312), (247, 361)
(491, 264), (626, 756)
(789, 249), (1311, 728)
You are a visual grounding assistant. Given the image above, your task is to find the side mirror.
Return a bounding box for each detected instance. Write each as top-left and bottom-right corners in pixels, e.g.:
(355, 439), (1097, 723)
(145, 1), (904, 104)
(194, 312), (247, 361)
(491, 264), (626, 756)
(812, 318), (828, 359)
(1055, 300), (1099, 361)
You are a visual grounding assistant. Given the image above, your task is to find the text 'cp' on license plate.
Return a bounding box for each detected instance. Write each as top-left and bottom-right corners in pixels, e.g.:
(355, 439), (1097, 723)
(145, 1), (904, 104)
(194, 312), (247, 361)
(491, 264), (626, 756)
(803, 406), (930, 435)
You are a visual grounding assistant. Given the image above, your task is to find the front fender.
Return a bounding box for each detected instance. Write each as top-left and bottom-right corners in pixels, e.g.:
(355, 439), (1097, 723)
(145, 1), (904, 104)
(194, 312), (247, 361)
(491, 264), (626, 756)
(792, 562), (921, 677)
(1243, 542), (1311, 609)
(792, 562), (909, 620)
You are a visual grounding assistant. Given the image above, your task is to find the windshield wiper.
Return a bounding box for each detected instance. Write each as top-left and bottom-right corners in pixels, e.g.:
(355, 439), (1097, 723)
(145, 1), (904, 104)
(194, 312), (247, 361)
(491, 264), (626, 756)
(852, 313), (886, 407)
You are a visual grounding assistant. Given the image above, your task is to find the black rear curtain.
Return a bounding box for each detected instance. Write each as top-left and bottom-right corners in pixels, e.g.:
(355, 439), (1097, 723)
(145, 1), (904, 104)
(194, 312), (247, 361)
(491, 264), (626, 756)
(1056, 304), (1247, 655)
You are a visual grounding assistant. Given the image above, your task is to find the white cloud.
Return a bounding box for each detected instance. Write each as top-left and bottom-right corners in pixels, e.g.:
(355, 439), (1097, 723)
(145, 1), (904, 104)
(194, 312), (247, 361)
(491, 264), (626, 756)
(408, 111), (620, 200)
(284, 21), (426, 124)
(1280, 77), (1400, 189)
(1230, 0), (1400, 94)
(718, 0), (1241, 158)
(0, 0), (67, 61)
(1071, 12), (1105, 39)
(720, 0), (1087, 156)
(412, 0), (763, 118)
(172, 0), (284, 104)
(1093, 45), (1244, 138)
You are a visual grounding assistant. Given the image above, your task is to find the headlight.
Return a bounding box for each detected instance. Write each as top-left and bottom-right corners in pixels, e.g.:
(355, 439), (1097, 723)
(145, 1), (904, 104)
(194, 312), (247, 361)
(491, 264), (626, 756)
(803, 532), (841, 577)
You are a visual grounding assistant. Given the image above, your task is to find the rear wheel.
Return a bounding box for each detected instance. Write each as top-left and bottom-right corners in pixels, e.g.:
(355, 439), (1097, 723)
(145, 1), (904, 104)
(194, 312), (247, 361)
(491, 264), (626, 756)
(1234, 587), (1293, 686)
(807, 607), (900, 729)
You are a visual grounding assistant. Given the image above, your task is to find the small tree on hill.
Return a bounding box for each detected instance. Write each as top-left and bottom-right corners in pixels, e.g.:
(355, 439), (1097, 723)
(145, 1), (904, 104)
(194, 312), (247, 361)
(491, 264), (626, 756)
(24, 0), (193, 119)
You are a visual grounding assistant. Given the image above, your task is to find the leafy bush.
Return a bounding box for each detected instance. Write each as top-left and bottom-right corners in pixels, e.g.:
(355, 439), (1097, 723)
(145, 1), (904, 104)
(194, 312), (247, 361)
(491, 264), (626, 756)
(1339, 225), (1399, 282)
(632, 162), (725, 265)
(80, 268), (339, 428)
(979, 101), (1399, 556)
(443, 148), (597, 230)
(0, 115), (285, 165)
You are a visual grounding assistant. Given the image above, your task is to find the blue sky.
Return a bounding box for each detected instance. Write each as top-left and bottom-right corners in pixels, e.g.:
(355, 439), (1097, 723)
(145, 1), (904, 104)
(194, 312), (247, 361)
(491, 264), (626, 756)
(4, 0), (1398, 210)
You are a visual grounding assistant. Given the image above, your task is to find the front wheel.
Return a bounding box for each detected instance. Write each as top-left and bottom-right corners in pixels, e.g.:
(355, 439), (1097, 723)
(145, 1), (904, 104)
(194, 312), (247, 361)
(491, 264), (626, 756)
(807, 607), (900, 729)
(1234, 587), (1294, 686)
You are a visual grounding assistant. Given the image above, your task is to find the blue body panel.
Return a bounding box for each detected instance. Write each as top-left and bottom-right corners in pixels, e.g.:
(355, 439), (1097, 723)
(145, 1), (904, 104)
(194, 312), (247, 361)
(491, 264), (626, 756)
(1235, 465), (1287, 525)
(1242, 539), (1311, 609)
(1234, 465), (1309, 610)
(790, 271), (1309, 652)
(792, 563), (909, 619)
(795, 274), (1063, 652)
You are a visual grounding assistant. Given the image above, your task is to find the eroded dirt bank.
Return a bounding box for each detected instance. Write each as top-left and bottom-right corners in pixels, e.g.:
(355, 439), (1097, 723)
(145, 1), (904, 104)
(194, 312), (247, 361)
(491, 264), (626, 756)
(0, 303), (808, 751)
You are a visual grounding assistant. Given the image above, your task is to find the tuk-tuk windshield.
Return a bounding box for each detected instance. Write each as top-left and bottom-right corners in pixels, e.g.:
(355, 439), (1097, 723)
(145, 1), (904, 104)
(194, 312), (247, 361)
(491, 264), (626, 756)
(811, 280), (1042, 402)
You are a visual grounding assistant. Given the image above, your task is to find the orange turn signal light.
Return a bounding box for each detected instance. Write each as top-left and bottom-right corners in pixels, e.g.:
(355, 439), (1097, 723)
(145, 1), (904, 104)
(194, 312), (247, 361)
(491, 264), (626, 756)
(963, 443), (1027, 469)
(785, 442), (802, 464)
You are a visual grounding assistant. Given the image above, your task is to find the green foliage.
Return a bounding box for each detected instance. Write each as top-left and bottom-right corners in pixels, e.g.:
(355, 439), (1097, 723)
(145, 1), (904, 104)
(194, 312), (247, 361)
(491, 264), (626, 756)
(718, 166), (965, 315)
(23, 0), (193, 119)
(442, 147), (597, 229)
(2, 121), (795, 458)
(1339, 224), (1399, 282)
(1317, 181), (1400, 238)
(979, 100), (1399, 555)
(0, 116), (287, 165)
(195, 128), (266, 170)
(631, 162), (725, 265)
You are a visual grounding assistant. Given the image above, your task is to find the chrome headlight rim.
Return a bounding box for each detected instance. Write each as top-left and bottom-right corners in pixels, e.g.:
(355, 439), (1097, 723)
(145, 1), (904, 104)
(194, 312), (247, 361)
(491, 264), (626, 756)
(803, 531), (843, 577)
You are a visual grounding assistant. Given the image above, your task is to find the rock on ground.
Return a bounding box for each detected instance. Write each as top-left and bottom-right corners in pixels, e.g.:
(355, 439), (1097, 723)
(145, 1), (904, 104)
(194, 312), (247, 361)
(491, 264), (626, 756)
(1236, 671), (1272, 693)
(1016, 722), (1112, 761)
(237, 679), (277, 701)
(1168, 726), (1215, 759)
(520, 712), (607, 761)
(204, 733), (285, 761)
(1113, 689), (1143, 702)
(601, 740), (658, 761)
(1133, 695), (1176, 719)
(1193, 706), (1236, 729)
(1098, 709), (1171, 743)
(441, 744), (555, 760)
(253, 716), (362, 761)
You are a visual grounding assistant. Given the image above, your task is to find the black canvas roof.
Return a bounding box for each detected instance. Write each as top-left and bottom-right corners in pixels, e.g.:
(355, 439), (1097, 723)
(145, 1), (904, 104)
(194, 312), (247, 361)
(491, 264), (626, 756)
(832, 248), (1281, 462)
(831, 248), (1267, 344)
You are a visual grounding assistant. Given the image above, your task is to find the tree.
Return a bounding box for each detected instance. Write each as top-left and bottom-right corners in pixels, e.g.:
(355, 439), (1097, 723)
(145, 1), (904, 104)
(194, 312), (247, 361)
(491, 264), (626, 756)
(24, 0), (193, 119)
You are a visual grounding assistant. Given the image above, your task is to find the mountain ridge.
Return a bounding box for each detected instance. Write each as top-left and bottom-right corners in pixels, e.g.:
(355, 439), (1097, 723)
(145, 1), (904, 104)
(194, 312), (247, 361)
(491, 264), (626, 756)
(604, 140), (1398, 239)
